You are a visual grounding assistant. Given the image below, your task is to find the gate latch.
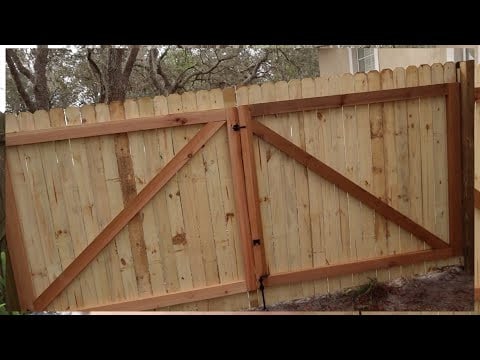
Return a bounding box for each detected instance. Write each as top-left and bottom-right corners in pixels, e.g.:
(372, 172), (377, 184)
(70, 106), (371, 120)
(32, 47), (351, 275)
(232, 124), (246, 131)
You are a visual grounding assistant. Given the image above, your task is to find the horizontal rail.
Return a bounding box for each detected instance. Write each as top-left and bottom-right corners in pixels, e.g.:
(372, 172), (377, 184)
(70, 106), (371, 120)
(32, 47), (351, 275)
(6, 84), (455, 146)
(79, 281), (247, 311)
(5, 108), (226, 146)
(88, 311), (308, 315)
(249, 83), (451, 117)
(265, 248), (454, 287)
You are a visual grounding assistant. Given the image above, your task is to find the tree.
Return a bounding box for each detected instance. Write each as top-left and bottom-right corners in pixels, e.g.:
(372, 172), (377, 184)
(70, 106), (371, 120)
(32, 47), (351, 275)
(86, 45), (140, 102)
(6, 47), (50, 112)
(5, 47), (99, 113)
(6, 46), (141, 112)
(5, 46), (321, 113)
(143, 46), (320, 95)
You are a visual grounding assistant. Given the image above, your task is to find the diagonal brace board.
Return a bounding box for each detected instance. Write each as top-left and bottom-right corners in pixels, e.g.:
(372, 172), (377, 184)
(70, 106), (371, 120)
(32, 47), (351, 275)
(32, 121), (226, 311)
(249, 117), (450, 250)
(5, 163), (36, 310)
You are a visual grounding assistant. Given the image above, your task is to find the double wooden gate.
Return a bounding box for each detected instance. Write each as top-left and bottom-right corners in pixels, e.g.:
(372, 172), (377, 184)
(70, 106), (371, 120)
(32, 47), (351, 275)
(6, 63), (470, 311)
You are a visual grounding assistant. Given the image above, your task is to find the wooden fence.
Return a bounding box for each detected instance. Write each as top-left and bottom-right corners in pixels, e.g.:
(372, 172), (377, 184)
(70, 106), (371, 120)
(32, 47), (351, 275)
(5, 62), (470, 312)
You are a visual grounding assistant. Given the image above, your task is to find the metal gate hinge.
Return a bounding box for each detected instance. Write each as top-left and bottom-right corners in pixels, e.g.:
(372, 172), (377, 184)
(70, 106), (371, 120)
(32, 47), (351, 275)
(232, 124), (246, 131)
(258, 275), (268, 311)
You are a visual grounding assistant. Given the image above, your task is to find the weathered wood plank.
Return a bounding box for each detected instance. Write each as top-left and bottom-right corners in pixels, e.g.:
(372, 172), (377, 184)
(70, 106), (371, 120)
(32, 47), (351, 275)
(406, 66), (426, 276)
(354, 72), (377, 283)
(368, 71), (388, 282)
(66, 106), (110, 307)
(288, 79), (315, 297)
(380, 69), (401, 280)
(301, 78), (329, 295)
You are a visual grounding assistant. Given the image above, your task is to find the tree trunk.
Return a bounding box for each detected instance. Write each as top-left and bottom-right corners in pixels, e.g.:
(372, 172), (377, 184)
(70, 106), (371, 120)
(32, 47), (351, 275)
(5, 50), (36, 113)
(106, 48), (127, 102)
(6, 47), (50, 112)
(33, 47), (50, 110)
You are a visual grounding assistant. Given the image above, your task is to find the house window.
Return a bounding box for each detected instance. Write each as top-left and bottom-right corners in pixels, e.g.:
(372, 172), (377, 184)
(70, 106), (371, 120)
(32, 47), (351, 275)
(349, 48), (379, 73)
(464, 48), (475, 61)
(357, 48), (376, 72)
(447, 48), (476, 62)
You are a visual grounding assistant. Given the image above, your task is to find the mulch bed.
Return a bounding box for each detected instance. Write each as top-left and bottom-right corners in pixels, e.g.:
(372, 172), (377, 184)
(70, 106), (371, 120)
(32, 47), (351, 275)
(252, 266), (473, 312)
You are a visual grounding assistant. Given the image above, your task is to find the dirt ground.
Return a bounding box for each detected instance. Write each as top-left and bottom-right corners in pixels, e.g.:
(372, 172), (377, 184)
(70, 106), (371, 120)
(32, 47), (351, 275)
(253, 266), (473, 312)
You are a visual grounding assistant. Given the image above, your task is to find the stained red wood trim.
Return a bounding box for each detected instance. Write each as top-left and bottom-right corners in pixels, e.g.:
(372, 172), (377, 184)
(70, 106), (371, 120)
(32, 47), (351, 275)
(6, 108), (226, 146)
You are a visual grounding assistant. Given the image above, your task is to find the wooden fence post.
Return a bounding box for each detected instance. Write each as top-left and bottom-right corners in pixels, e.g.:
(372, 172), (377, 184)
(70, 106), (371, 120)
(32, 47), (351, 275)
(223, 88), (259, 308)
(237, 105), (269, 279)
(458, 60), (475, 274)
(446, 83), (463, 256)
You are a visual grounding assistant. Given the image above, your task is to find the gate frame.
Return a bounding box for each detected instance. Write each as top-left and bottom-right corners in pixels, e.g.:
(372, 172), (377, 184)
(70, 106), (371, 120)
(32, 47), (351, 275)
(6, 110), (256, 312)
(236, 82), (465, 290)
(473, 70), (480, 301)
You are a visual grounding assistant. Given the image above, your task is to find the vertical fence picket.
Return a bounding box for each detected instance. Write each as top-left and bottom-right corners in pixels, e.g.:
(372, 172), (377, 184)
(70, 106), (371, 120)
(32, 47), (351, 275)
(380, 69), (402, 280)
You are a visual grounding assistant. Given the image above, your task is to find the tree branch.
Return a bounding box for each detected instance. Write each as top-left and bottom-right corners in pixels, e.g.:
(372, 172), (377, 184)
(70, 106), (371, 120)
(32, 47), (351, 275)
(278, 48), (302, 73)
(122, 45), (140, 83)
(48, 88), (59, 108)
(7, 49), (35, 82)
(153, 49), (172, 93)
(176, 53), (237, 90)
(171, 64), (197, 91)
(241, 50), (270, 85)
(148, 48), (166, 95)
(6, 51), (36, 113)
(86, 49), (106, 103)
(86, 49), (102, 80)
(159, 47), (170, 61)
